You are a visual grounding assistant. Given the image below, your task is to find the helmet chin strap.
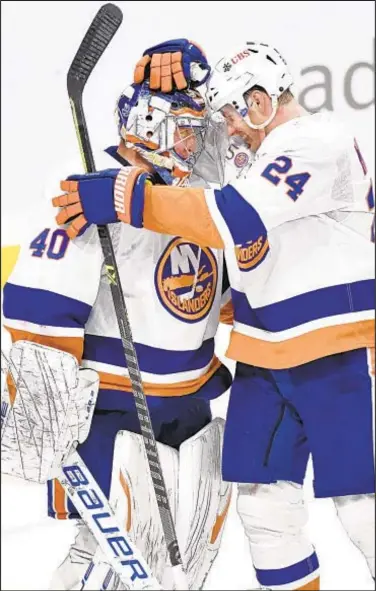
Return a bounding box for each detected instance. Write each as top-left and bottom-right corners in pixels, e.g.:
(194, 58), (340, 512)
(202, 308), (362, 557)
(244, 95), (278, 130)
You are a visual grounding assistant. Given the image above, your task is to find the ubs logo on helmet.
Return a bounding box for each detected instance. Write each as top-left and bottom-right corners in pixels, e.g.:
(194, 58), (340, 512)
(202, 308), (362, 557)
(231, 49), (251, 65)
(155, 238), (218, 323)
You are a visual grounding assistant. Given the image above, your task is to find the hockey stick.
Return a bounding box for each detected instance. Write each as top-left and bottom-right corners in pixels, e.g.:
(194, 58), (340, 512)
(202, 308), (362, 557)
(66, 3), (188, 589)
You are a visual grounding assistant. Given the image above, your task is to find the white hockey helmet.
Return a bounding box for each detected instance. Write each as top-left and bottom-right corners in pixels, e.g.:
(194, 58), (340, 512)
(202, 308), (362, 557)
(206, 42), (294, 129)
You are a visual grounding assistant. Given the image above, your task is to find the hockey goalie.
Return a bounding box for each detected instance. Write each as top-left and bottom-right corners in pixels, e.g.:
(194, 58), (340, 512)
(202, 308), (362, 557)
(1, 69), (233, 589)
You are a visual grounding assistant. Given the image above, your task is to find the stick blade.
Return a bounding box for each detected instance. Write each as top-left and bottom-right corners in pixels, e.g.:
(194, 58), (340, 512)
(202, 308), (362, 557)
(67, 3), (123, 95)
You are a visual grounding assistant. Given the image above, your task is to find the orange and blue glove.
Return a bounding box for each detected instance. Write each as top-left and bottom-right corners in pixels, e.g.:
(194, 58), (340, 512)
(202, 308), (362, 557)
(133, 38), (210, 92)
(52, 167), (152, 239)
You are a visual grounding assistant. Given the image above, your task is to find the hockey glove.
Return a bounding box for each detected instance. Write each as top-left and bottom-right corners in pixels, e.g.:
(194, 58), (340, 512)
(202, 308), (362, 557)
(133, 38), (211, 92)
(52, 167), (151, 239)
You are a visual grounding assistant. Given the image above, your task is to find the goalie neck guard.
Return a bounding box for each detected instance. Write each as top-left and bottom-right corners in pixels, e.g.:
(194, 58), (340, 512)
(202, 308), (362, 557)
(115, 81), (208, 185)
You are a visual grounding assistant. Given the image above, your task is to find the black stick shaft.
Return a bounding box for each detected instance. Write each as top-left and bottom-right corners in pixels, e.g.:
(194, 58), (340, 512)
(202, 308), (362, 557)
(67, 3), (185, 573)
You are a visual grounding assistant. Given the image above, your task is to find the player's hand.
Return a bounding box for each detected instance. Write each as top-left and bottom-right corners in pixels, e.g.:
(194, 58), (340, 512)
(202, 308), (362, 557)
(133, 38), (211, 92)
(52, 167), (151, 239)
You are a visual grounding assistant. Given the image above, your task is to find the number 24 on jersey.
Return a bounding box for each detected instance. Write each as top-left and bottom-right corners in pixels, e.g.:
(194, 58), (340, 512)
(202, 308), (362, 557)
(261, 156), (311, 201)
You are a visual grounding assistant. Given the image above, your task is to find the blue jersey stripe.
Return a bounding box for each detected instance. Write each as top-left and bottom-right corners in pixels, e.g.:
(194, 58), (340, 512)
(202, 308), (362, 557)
(214, 184), (268, 246)
(233, 279), (375, 332)
(3, 283), (92, 329)
(255, 552), (319, 586)
(94, 364), (232, 410)
(83, 334), (215, 375)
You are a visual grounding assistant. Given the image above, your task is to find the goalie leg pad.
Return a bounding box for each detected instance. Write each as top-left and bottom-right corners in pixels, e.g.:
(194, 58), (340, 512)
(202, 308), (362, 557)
(333, 494), (375, 578)
(110, 417), (231, 590)
(237, 481), (320, 590)
(48, 409), (152, 519)
(49, 521), (98, 590)
(177, 417), (232, 590)
(48, 396), (211, 519)
(110, 428), (179, 590)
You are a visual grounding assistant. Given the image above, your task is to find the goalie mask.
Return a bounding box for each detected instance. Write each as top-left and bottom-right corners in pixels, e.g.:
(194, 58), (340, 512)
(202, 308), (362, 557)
(115, 81), (208, 185)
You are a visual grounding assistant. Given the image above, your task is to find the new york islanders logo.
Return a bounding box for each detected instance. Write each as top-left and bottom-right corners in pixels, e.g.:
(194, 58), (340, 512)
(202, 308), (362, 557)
(155, 238), (218, 323)
(235, 234), (269, 271)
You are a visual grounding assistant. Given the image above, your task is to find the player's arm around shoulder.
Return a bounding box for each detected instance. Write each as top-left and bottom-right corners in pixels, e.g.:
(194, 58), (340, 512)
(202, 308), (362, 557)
(50, 159), (226, 250)
(143, 183), (225, 248)
(143, 150), (301, 256)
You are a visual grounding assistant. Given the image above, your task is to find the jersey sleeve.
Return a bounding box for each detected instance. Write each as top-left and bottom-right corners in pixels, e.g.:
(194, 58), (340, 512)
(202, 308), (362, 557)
(143, 184), (225, 248)
(2, 209), (103, 362)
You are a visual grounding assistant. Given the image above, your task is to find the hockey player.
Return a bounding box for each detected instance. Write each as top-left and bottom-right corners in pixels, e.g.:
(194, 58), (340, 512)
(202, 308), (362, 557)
(53, 40), (375, 591)
(2, 81), (233, 590)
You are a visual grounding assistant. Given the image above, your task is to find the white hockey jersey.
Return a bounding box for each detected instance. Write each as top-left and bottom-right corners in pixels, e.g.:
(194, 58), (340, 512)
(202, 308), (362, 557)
(3, 148), (231, 410)
(141, 112), (375, 369)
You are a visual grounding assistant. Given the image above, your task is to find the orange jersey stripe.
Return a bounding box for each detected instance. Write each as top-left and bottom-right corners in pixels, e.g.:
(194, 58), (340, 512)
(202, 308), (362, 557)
(98, 355), (222, 396)
(144, 185), (224, 249)
(4, 327), (83, 362)
(298, 577), (320, 590)
(227, 320), (375, 369)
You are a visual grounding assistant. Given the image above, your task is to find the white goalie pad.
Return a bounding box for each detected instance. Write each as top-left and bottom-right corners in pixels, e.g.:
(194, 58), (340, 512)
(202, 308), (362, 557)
(1, 341), (99, 484)
(177, 417), (232, 589)
(110, 429), (179, 590)
(110, 417), (232, 590)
